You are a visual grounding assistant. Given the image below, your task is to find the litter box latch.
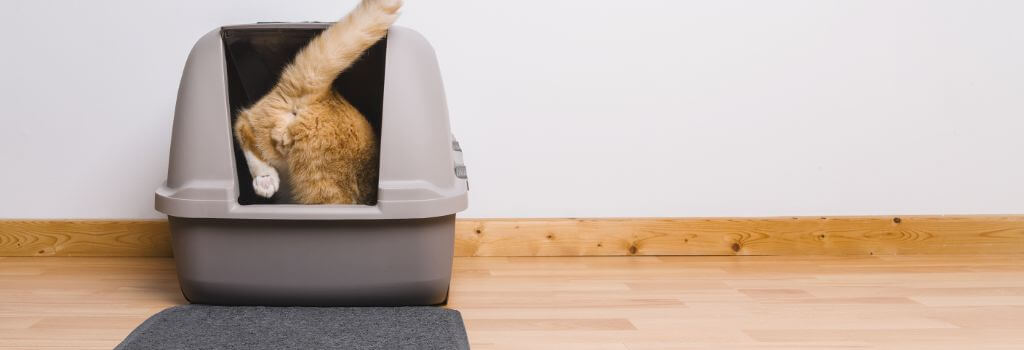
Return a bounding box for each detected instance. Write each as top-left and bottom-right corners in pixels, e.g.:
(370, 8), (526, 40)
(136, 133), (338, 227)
(452, 135), (468, 188)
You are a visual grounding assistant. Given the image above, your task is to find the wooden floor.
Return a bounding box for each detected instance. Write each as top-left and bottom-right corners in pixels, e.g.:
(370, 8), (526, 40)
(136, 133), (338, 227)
(1, 256), (1023, 349)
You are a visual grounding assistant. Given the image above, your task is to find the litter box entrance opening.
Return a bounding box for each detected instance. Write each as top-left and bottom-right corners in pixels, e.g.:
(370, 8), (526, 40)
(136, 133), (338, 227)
(222, 26), (386, 205)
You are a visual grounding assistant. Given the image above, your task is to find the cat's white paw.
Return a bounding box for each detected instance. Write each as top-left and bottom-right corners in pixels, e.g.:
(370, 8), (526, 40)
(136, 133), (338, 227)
(253, 173), (279, 198)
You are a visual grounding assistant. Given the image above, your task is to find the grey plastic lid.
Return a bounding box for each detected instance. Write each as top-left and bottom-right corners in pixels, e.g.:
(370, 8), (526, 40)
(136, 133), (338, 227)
(155, 24), (467, 220)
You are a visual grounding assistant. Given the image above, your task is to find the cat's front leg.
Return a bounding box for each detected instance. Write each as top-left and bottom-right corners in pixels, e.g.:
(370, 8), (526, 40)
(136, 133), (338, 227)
(243, 149), (280, 198)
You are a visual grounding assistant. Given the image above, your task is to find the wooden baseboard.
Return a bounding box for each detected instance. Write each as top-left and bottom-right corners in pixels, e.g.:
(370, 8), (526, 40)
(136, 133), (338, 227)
(2, 216), (1023, 257)
(0, 220), (172, 257)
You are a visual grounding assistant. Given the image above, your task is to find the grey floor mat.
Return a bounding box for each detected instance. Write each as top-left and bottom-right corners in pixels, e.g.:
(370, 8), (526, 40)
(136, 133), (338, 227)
(115, 304), (469, 350)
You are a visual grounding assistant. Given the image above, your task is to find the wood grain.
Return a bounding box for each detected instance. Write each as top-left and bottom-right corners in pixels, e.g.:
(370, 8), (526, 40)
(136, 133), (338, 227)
(3, 216), (1024, 257)
(454, 216), (1024, 256)
(1, 256), (1023, 349)
(0, 220), (171, 257)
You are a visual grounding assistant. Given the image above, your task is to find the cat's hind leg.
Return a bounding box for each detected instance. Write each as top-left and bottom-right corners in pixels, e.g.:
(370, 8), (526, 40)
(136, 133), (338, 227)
(271, 113), (296, 156)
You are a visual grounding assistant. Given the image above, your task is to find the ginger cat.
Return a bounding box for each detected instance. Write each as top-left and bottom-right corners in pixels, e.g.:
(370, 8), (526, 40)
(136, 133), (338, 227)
(233, 0), (401, 204)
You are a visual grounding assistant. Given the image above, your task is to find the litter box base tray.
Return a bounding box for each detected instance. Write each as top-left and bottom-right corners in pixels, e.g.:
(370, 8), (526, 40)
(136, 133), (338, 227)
(169, 214), (455, 306)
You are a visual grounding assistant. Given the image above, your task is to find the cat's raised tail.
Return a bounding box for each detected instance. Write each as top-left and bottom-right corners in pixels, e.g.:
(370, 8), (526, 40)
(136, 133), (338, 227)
(277, 0), (402, 97)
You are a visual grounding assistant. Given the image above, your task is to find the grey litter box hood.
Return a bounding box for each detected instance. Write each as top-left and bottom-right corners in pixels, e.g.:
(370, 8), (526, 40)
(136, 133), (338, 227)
(155, 23), (467, 307)
(156, 24), (468, 220)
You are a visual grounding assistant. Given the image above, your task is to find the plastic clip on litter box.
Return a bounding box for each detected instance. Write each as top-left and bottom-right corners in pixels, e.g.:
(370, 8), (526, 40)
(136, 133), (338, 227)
(155, 23), (468, 306)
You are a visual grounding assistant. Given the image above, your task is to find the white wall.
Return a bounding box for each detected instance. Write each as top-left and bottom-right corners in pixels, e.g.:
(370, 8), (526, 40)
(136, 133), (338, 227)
(1, 0), (1022, 219)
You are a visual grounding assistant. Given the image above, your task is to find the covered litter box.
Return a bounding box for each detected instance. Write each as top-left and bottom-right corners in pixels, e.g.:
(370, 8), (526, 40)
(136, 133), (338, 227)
(155, 23), (468, 306)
